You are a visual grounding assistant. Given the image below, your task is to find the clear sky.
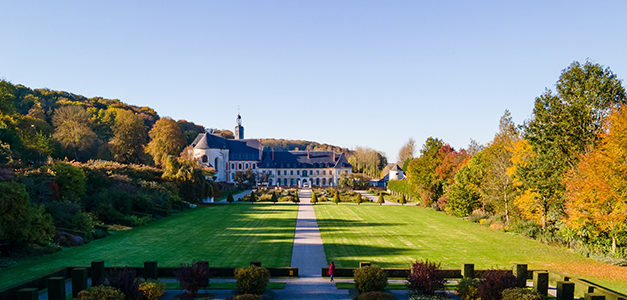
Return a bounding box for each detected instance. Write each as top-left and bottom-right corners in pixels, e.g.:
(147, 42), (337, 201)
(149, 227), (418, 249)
(2, 1), (627, 161)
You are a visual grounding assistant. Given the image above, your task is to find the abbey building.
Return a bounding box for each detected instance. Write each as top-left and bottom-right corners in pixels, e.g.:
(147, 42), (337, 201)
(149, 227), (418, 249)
(191, 114), (352, 187)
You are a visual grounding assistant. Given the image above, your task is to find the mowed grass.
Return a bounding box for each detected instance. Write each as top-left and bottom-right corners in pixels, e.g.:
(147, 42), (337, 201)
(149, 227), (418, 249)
(0, 204), (297, 289)
(314, 204), (627, 293)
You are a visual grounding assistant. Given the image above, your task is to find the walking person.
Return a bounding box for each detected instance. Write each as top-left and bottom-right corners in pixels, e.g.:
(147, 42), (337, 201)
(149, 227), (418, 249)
(328, 261), (335, 282)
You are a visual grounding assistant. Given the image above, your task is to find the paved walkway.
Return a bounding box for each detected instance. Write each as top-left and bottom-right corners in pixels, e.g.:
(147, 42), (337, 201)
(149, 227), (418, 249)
(273, 189), (351, 300)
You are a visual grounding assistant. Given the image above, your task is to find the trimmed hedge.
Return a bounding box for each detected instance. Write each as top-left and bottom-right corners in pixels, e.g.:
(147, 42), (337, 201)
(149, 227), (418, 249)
(387, 180), (409, 195)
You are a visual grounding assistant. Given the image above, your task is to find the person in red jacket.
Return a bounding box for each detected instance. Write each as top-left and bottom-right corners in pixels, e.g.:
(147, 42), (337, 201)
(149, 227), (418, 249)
(328, 261), (335, 282)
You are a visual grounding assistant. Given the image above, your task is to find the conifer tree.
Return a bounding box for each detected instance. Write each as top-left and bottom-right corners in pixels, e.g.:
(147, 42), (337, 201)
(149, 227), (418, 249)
(271, 191), (278, 204)
(333, 190), (341, 204)
(311, 192), (318, 204)
(356, 193), (362, 205)
(400, 193), (407, 205)
(226, 192), (234, 203)
(377, 192), (385, 205)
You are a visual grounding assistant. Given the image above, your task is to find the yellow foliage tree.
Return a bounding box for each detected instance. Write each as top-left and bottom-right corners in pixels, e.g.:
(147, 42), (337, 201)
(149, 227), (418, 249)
(564, 107), (627, 253)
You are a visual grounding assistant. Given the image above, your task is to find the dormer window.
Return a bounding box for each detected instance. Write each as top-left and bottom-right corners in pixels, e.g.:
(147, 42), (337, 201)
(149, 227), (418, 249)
(201, 155), (208, 163)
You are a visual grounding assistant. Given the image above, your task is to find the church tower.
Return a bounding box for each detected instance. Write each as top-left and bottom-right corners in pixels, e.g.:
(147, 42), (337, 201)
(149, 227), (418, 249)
(235, 114), (244, 140)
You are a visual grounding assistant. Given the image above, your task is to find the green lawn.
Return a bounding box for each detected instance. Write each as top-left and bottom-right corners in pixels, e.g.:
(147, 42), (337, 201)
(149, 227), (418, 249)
(314, 204), (627, 294)
(0, 204), (297, 289)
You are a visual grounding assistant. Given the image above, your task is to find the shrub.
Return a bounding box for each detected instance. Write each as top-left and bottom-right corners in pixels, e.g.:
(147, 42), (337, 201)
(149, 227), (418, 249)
(72, 211), (96, 238)
(354, 265), (388, 293)
(293, 191), (300, 203)
(259, 194), (272, 201)
(227, 192), (234, 203)
(248, 192), (257, 203)
(356, 194), (363, 205)
(357, 291), (396, 300)
(501, 287), (545, 300)
(271, 192), (278, 204)
(233, 294), (262, 300)
(409, 294), (448, 300)
(235, 265), (271, 295)
(456, 278), (480, 300)
(311, 192), (318, 204)
(175, 261), (210, 296)
(478, 270), (516, 300)
(107, 267), (141, 300)
(139, 280), (166, 300)
(407, 260), (445, 295)
(377, 193), (384, 205)
(77, 285), (125, 300)
(0, 181), (55, 246)
(399, 194), (407, 205)
(49, 162), (87, 202)
(333, 191), (341, 204)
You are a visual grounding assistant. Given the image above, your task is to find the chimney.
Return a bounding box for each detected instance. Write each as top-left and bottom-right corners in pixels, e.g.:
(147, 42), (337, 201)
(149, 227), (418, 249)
(333, 152), (336, 161)
(272, 149), (274, 160)
(307, 149), (310, 159)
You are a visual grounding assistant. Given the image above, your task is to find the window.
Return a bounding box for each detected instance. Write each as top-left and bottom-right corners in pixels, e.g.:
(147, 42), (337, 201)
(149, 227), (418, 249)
(297, 170), (300, 175)
(231, 173), (234, 180)
(238, 163), (242, 169)
(252, 163), (256, 169)
(323, 170), (326, 175)
(290, 170), (293, 175)
(269, 179), (273, 185)
(302, 170), (307, 176)
(201, 155), (208, 163)
(245, 163), (249, 169)
(290, 179), (294, 186)
(316, 170), (319, 175)
(316, 178), (320, 185)
(322, 178), (326, 185)
(283, 170), (287, 175)
(284, 178), (288, 185)
(231, 163), (235, 169)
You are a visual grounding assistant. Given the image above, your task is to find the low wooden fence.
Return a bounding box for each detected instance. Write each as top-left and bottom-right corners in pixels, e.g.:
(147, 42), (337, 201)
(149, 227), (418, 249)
(0, 260), (298, 300)
(321, 262), (627, 300)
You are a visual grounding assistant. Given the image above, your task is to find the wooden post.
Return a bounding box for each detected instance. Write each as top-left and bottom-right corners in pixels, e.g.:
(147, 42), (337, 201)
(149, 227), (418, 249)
(584, 294), (605, 300)
(359, 262), (371, 268)
(144, 261), (158, 279)
(48, 276), (66, 300)
(17, 288), (38, 300)
(556, 281), (575, 300)
(462, 263), (474, 279)
(533, 271), (549, 297)
(514, 264), (528, 287)
(72, 267), (88, 297)
(91, 260), (105, 285)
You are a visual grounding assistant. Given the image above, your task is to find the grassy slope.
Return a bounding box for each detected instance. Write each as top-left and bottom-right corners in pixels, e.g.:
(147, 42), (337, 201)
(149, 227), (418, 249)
(314, 204), (627, 293)
(0, 204), (297, 289)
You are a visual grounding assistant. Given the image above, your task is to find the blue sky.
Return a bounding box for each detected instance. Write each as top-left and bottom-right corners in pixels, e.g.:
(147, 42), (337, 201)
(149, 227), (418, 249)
(2, 1), (627, 161)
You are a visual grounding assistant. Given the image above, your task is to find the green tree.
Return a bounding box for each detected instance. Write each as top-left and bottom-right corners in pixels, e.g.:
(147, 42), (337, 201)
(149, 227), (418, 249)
(50, 162), (87, 202)
(333, 190), (341, 204)
(146, 117), (186, 166)
(52, 106), (97, 160)
(399, 193), (407, 205)
(311, 191), (318, 204)
(355, 193), (363, 205)
(445, 164), (483, 217)
(377, 192), (384, 205)
(271, 191), (278, 204)
(111, 109), (148, 164)
(406, 137), (444, 206)
(0, 181), (55, 246)
(249, 192), (257, 203)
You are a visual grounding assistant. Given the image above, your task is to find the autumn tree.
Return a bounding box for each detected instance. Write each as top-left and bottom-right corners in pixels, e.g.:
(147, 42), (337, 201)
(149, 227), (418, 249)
(564, 107), (627, 253)
(111, 109), (148, 164)
(481, 110), (519, 224)
(445, 153), (486, 217)
(347, 146), (387, 178)
(398, 138), (416, 169)
(146, 117), (186, 166)
(52, 106), (97, 160)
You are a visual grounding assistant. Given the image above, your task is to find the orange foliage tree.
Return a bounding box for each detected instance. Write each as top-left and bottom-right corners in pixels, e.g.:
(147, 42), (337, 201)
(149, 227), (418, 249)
(564, 107), (627, 253)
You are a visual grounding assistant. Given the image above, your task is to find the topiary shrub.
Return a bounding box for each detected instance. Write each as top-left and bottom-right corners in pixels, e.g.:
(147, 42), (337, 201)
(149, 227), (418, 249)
(501, 287), (545, 300)
(107, 267), (141, 300)
(407, 260), (445, 295)
(232, 294), (262, 300)
(399, 194), (407, 205)
(271, 192), (278, 204)
(235, 265), (271, 295)
(77, 285), (125, 300)
(139, 279), (166, 300)
(333, 191), (341, 204)
(456, 278), (480, 300)
(175, 261), (210, 297)
(227, 192), (234, 203)
(357, 291), (396, 300)
(356, 194), (363, 205)
(311, 192), (318, 204)
(353, 265), (388, 293)
(377, 193), (384, 205)
(478, 270), (516, 300)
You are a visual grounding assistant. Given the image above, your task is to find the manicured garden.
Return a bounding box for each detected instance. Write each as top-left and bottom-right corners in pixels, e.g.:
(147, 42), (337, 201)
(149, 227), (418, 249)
(314, 204), (627, 293)
(0, 204), (298, 289)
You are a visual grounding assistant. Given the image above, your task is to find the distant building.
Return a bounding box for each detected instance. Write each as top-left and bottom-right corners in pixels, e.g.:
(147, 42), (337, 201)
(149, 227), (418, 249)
(191, 114), (352, 187)
(369, 164), (404, 187)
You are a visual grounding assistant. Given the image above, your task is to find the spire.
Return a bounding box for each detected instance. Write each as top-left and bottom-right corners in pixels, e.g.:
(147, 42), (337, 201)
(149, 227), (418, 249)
(235, 112), (244, 139)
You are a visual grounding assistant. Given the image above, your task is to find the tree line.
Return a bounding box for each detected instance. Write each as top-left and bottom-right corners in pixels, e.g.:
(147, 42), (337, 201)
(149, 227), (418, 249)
(394, 61), (626, 260)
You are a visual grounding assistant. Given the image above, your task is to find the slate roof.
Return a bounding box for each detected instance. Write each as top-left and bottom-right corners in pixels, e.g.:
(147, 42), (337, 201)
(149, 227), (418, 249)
(390, 164), (403, 171)
(192, 133), (352, 168)
(260, 151), (352, 169)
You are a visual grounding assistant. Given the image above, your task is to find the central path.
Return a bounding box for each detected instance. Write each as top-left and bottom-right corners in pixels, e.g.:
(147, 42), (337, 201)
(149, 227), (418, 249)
(274, 190), (350, 300)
